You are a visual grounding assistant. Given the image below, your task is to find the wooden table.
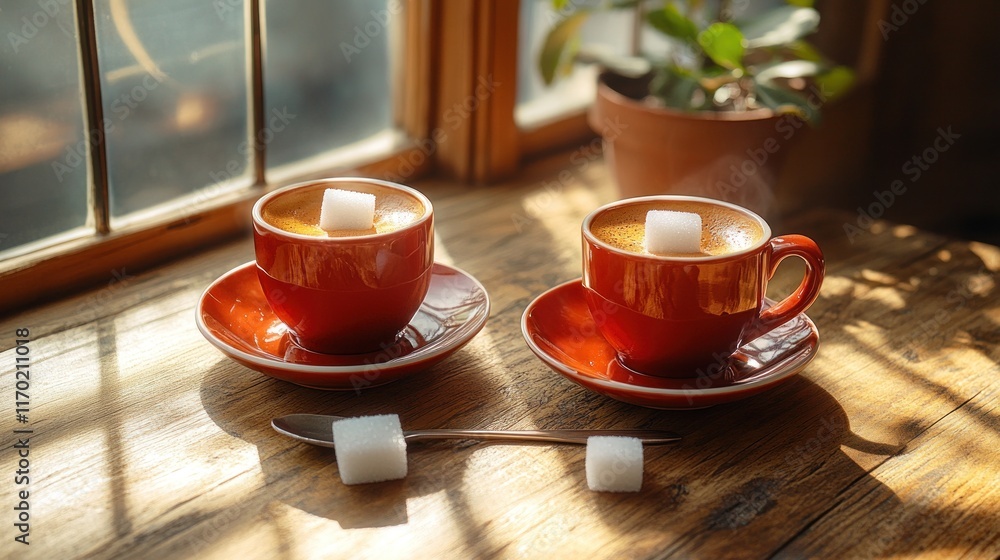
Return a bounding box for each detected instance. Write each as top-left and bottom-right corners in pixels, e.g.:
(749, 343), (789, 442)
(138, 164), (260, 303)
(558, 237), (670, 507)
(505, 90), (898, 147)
(3, 157), (998, 559)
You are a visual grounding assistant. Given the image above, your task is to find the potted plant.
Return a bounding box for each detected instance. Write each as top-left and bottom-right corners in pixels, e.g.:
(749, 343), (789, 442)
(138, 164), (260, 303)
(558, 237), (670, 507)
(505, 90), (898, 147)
(539, 0), (854, 216)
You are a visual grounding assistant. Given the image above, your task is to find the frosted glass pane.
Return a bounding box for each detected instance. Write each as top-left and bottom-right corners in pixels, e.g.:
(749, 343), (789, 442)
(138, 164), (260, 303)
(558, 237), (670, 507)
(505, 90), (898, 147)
(0, 1), (90, 253)
(516, 1), (634, 125)
(94, 0), (250, 218)
(264, 0), (395, 171)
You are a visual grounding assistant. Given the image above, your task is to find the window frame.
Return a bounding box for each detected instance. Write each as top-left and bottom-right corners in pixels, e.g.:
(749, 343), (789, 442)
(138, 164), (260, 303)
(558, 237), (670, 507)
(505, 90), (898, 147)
(2, 0), (624, 313)
(0, 0), (435, 313)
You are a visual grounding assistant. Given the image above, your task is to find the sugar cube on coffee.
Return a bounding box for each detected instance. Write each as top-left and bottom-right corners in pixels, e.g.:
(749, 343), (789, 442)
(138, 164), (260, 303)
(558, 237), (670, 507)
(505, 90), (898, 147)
(586, 436), (643, 492)
(644, 210), (702, 255)
(319, 188), (376, 231)
(332, 414), (407, 485)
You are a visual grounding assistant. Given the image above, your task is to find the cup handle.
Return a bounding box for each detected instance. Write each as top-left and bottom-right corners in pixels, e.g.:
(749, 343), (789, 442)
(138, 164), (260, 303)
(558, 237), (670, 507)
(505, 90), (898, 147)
(746, 235), (825, 340)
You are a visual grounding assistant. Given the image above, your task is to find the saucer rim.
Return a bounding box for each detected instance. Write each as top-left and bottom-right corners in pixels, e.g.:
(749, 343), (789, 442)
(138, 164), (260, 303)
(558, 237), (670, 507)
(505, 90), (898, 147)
(520, 278), (818, 396)
(196, 261), (491, 373)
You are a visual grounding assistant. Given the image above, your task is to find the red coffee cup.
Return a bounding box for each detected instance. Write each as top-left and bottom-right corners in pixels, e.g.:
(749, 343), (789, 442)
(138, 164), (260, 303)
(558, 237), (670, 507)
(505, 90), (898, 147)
(582, 195), (824, 377)
(252, 178), (434, 354)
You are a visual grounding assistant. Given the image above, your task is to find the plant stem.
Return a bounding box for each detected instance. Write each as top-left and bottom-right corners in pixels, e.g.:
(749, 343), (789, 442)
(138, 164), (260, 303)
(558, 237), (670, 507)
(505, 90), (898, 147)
(631, 0), (644, 57)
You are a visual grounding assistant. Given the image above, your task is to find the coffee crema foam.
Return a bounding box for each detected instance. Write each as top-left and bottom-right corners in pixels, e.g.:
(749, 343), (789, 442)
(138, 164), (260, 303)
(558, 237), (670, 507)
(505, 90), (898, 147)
(262, 183), (425, 237)
(590, 200), (764, 256)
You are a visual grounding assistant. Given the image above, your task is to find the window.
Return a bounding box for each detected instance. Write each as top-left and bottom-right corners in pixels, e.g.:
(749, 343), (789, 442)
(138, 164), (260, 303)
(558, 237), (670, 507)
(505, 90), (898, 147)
(95, 0), (251, 221)
(1, 0), (425, 311)
(1, 1), (90, 253)
(0, 0), (631, 311)
(263, 0), (399, 179)
(516, 0), (635, 129)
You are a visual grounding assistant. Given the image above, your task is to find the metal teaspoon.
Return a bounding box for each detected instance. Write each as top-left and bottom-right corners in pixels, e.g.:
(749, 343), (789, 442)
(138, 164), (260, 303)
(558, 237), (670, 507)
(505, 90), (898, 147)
(272, 413), (681, 448)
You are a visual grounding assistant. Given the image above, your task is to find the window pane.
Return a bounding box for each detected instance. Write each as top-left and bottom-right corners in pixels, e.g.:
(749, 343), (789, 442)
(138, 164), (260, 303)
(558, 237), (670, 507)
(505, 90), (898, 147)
(94, 0), (250, 219)
(516, 1), (633, 127)
(263, 0), (395, 172)
(0, 2), (90, 254)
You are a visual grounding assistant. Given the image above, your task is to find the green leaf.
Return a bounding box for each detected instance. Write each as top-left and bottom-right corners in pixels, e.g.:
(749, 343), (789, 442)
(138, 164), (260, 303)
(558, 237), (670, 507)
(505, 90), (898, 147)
(646, 4), (698, 43)
(697, 23), (745, 70)
(551, 0), (569, 11)
(741, 7), (820, 49)
(785, 0), (814, 6)
(650, 65), (702, 110)
(787, 40), (822, 62)
(814, 65), (856, 102)
(755, 81), (818, 124)
(538, 11), (590, 85)
(754, 60), (823, 84)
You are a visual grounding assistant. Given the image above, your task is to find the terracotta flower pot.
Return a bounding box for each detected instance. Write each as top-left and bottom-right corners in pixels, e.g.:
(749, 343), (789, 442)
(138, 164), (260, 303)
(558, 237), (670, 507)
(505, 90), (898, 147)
(588, 72), (800, 218)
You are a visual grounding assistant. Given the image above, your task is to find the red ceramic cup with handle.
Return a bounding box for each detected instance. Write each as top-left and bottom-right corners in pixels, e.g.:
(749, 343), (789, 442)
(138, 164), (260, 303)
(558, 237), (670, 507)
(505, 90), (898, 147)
(252, 178), (434, 355)
(582, 195), (824, 377)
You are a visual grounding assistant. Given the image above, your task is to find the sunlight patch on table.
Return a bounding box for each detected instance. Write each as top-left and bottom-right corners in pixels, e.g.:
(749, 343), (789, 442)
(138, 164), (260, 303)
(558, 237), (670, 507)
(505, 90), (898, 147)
(968, 241), (1000, 271)
(120, 425), (263, 522)
(433, 231), (454, 266)
(520, 180), (603, 259)
(34, 429), (115, 556)
(866, 286), (907, 310)
(459, 445), (586, 549)
(3, 329), (101, 414)
(890, 224), (916, 238)
(820, 275), (853, 297)
(272, 499), (460, 559)
(843, 320), (889, 347)
(860, 269), (898, 285)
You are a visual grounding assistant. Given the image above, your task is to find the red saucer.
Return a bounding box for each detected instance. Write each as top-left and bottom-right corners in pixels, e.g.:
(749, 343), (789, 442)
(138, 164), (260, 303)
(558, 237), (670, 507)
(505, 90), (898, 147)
(197, 262), (490, 390)
(521, 279), (819, 409)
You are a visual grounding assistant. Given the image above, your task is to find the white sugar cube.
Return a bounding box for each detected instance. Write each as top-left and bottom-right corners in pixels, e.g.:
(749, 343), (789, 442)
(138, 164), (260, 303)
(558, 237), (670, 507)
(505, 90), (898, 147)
(319, 188), (376, 231)
(645, 210), (702, 254)
(586, 436), (643, 492)
(332, 414), (407, 485)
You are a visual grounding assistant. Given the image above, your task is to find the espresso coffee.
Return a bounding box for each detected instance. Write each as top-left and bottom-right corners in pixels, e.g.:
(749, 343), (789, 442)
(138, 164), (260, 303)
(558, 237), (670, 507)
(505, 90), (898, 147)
(589, 200), (764, 256)
(261, 183), (425, 237)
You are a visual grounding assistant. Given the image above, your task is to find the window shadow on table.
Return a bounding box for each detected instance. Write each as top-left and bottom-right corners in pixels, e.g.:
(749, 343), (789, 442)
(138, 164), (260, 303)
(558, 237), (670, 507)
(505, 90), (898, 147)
(565, 377), (886, 546)
(783, 220), (1000, 439)
(195, 186), (998, 555)
(198, 345), (516, 543)
(547, 374), (997, 557)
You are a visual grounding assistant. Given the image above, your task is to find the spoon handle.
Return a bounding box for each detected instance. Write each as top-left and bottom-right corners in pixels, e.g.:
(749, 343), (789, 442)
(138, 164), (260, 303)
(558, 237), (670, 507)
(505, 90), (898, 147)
(403, 429), (680, 445)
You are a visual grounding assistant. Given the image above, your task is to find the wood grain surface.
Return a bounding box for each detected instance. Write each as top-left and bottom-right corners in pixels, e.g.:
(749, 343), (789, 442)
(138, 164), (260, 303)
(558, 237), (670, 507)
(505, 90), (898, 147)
(1, 155), (997, 559)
